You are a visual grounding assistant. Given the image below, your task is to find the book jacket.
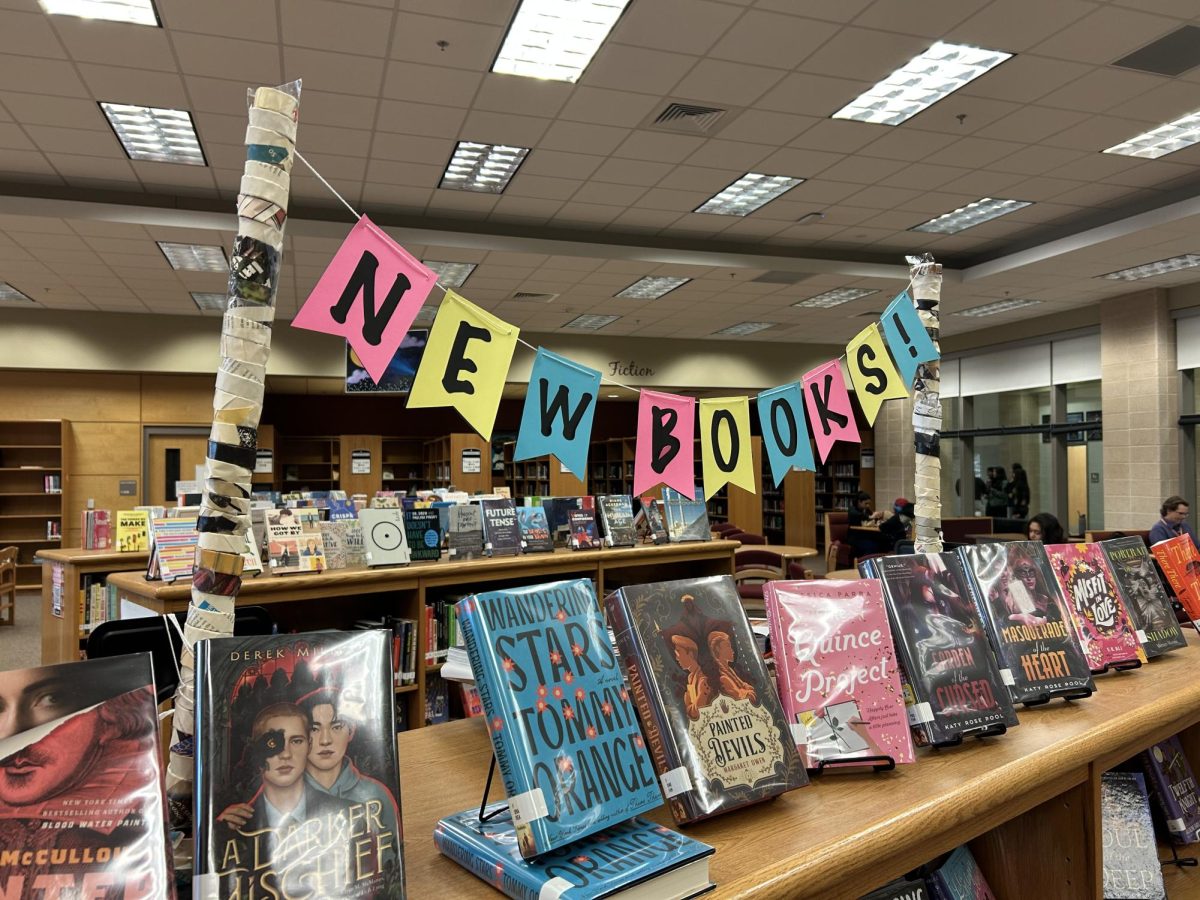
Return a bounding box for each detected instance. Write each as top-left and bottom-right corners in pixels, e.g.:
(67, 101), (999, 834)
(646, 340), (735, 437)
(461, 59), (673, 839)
(637, 497), (669, 544)
(597, 496), (636, 548)
(1141, 734), (1200, 844)
(1150, 534), (1200, 627)
(0, 654), (174, 899)
(434, 804), (714, 900)
(403, 509), (442, 562)
(606, 575), (808, 824)
(957, 542), (1094, 704)
(568, 509), (599, 550)
(481, 499), (523, 557)
(194, 631), (405, 899)
(763, 578), (915, 768)
(1101, 537), (1187, 657)
(871, 553), (1018, 746)
(456, 579), (660, 858)
(1101, 772), (1165, 900)
(448, 505), (484, 560)
(1045, 543), (1146, 673)
(661, 489), (710, 543)
(931, 845), (995, 900)
(516, 506), (554, 553)
(360, 508), (412, 567)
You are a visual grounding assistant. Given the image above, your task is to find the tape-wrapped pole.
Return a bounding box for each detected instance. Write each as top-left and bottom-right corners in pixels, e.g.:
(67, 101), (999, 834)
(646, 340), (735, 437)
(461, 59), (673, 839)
(165, 81), (301, 826)
(908, 253), (943, 554)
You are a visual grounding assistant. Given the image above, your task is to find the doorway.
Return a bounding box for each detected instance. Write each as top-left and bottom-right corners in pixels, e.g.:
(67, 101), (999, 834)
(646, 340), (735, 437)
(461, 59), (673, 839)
(143, 427), (209, 507)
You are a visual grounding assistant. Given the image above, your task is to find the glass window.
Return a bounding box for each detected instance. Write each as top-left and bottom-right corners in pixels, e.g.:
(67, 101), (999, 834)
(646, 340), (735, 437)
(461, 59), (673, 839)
(973, 434), (1046, 522)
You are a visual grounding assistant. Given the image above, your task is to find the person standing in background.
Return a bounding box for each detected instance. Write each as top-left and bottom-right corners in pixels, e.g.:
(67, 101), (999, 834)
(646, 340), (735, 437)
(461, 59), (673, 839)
(1150, 496), (1200, 550)
(1008, 463), (1030, 519)
(985, 467), (1010, 518)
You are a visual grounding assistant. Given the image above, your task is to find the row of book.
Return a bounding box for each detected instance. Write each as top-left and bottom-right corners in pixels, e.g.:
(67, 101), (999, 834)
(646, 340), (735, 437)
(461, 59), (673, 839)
(78, 573), (117, 635)
(43, 473), (61, 493)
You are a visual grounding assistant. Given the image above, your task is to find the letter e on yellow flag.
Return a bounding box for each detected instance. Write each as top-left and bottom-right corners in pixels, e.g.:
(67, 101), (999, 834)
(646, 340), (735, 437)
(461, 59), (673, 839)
(699, 397), (756, 501)
(845, 322), (908, 425)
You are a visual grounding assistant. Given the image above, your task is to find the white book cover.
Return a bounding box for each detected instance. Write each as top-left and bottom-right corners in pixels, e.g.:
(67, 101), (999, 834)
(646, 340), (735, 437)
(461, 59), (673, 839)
(359, 508), (411, 567)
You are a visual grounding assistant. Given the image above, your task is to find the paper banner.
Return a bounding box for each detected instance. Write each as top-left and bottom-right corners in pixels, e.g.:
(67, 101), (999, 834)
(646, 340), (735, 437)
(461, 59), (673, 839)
(407, 290), (518, 440)
(756, 383), (815, 488)
(880, 290), (939, 387)
(291, 215), (436, 384)
(514, 348), (600, 479)
(699, 397), (756, 501)
(634, 390), (695, 497)
(845, 322), (909, 425)
(802, 360), (861, 464)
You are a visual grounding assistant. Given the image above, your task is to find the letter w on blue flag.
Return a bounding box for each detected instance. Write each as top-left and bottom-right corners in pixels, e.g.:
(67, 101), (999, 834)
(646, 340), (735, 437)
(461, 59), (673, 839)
(514, 348), (601, 479)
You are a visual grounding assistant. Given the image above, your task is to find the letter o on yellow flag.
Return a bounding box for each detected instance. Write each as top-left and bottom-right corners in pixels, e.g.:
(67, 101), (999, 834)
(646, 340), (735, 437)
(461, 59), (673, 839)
(699, 397), (756, 501)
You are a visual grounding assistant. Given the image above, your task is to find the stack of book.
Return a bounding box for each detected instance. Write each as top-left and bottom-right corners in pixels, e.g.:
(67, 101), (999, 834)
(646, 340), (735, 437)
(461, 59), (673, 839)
(80, 508), (110, 549)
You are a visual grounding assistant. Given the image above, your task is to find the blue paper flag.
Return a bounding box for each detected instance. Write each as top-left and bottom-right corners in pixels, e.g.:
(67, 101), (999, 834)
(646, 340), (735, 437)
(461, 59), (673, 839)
(880, 290), (939, 387)
(514, 348), (600, 479)
(756, 382), (815, 488)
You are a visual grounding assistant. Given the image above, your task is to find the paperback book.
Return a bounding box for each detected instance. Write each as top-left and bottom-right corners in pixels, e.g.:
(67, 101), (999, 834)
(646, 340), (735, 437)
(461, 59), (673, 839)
(869, 553), (1019, 746)
(1150, 534), (1200, 627)
(1101, 537), (1187, 657)
(404, 508), (442, 562)
(606, 575), (809, 824)
(194, 630), (406, 898)
(636, 496), (669, 544)
(480, 498), (523, 557)
(1141, 734), (1200, 845)
(1045, 543), (1146, 673)
(957, 542), (1094, 705)
(1100, 772), (1165, 900)
(928, 846), (996, 900)
(863, 878), (930, 900)
(516, 505), (554, 553)
(456, 579), (661, 857)
(448, 504), (484, 560)
(763, 578), (915, 768)
(360, 507), (412, 567)
(596, 495), (636, 548)
(661, 488), (710, 543)
(266, 507), (326, 574)
(115, 509), (149, 552)
(148, 515), (198, 582)
(319, 519), (366, 569)
(568, 507), (599, 549)
(541, 497), (591, 547)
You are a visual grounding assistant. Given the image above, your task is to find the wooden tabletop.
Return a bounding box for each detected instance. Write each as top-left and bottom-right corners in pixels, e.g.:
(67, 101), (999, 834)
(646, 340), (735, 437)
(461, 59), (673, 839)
(398, 633), (1200, 899)
(824, 568), (864, 580)
(35, 547), (149, 566)
(848, 524), (882, 533)
(762, 544), (818, 560)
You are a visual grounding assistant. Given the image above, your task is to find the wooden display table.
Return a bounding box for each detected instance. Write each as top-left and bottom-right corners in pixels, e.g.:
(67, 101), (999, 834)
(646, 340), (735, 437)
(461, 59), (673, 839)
(36, 547), (149, 664)
(398, 634), (1200, 898)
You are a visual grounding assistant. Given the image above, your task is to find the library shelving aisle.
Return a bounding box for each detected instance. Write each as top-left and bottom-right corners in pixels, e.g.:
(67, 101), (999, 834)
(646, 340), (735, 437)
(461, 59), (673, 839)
(275, 434), (340, 491)
(0, 419), (68, 590)
(501, 441), (585, 499)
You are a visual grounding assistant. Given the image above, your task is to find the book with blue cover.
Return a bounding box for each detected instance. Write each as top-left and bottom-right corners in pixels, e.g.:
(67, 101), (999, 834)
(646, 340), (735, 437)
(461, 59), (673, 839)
(456, 579), (661, 859)
(929, 845), (995, 899)
(516, 505), (554, 553)
(434, 804), (715, 900)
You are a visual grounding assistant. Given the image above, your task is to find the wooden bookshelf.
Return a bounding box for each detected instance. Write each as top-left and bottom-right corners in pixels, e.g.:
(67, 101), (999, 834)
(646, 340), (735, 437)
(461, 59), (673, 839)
(275, 434), (340, 491)
(425, 434), (492, 494)
(813, 424), (875, 550)
(36, 546), (149, 663)
(761, 453), (817, 548)
(588, 437), (635, 496)
(339, 433), (383, 497)
(0, 420), (68, 590)
(381, 437), (424, 492)
(501, 441), (585, 500)
(689, 435), (763, 534)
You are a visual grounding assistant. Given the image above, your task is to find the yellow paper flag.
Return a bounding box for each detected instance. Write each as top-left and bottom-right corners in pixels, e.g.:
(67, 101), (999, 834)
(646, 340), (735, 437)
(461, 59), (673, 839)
(845, 322), (908, 425)
(407, 290), (519, 440)
(699, 396), (756, 501)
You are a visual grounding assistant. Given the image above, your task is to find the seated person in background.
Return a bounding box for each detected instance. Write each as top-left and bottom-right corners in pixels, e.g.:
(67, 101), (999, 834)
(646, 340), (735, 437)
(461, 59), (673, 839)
(1027, 512), (1064, 544)
(1150, 496), (1200, 550)
(847, 491), (888, 558)
(878, 499), (914, 550)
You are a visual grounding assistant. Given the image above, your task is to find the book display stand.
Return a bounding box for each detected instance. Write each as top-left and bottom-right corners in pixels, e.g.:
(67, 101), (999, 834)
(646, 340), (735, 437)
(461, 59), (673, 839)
(812, 754), (896, 774)
(1019, 685), (1094, 707)
(476, 755), (506, 824)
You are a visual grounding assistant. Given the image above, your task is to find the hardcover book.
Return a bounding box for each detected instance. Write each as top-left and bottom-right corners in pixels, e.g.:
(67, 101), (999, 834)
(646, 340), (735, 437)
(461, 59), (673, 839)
(319, 519), (366, 569)
(360, 507), (412, 567)
(266, 507), (326, 574)
(194, 631), (406, 898)
(0, 654), (174, 899)
(456, 579), (661, 857)
(596, 495), (636, 548)
(1101, 772), (1165, 900)
(1045, 543), (1146, 673)
(1141, 735), (1200, 845)
(661, 488), (710, 543)
(957, 542), (1095, 705)
(516, 506), (554, 553)
(448, 504), (484, 560)
(929, 846), (996, 900)
(116, 509), (149, 552)
(1150, 534), (1200, 627)
(480, 498), (523, 557)
(870, 553), (1019, 746)
(328, 498), (357, 520)
(1101, 537), (1187, 658)
(605, 575), (809, 824)
(636, 496), (669, 544)
(403, 508), (442, 562)
(435, 805), (715, 900)
(763, 578), (915, 768)
(863, 878), (930, 900)
(148, 515), (198, 582)
(568, 508), (599, 550)
(541, 497), (590, 548)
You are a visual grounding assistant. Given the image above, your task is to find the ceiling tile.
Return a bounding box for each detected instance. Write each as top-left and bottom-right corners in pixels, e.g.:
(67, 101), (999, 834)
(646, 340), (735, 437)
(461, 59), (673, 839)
(461, 109), (550, 146)
(370, 132), (453, 164)
(0, 56), (87, 98)
(550, 202), (625, 225)
(606, 208), (679, 231)
(591, 157), (674, 186)
(612, 131), (704, 163)
(989, 145), (1090, 176)
(807, 154), (906, 184)
(672, 59), (785, 106)
(427, 190), (499, 216)
(172, 32), (283, 83)
(636, 186), (711, 211)
(364, 158), (443, 187)
(853, 0), (988, 37)
(975, 106), (1091, 144)
(1031, 5), (1181, 64)
(387, 12), (503, 70)
(611, 0), (741, 55)
(0, 10), (65, 58)
(757, 72), (871, 117)
(1038, 66), (1164, 115)
(946, 0), (1099, 52)
(1042, 114), (1158, 150)
(282, 0), (394, 56)
(881, 162), (974, 192)
(654, 165), (741, 192)
(540, 121), (631, 155)
(45, 152), (138, 182)
(382, 61), (482, 107)
(518, 150), (604, 180)
(798, 26), (929, 81)
(961, 55), (1094, 104)
(582, 44), (699, 95)
(52, 18), (177, 71)
(557, 87), (663, 129)
(858, 128), (961, 162)
(505, 173), (579, 201)
(571, 182), (648, 205)
(283, 48), (386, 96)
(376, 99), (464, 138)
(25, 124), (121, 157)
(925, 136), (1025, 167)
(939, 168), (1028, 196)
(781, 179), (865, 205)
(80, 64), (191, 109)
(684, 138), (770, 170)
(0, 94), (108, 130)
(472, 74), (573, 119)
(1105, 79), (1200, 123)
(157, 0), (278, 38)
(0, 123), (33, 151)
(708, 10), (839, 69)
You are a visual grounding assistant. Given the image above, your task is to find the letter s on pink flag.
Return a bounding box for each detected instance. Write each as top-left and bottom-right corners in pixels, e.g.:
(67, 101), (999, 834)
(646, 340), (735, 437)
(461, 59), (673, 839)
(802, 360), (861, 463)
(291, 215), (436, 385)
(634, 390), (695, 497)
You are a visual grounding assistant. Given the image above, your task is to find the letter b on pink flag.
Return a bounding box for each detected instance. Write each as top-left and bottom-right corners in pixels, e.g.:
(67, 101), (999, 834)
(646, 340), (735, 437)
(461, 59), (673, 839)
(802, 360), (860, 463)
(634, 390), (695, 497)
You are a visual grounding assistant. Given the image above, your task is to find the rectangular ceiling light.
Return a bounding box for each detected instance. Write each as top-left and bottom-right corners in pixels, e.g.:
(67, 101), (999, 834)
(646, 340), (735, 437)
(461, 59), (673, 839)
(190, 292), (226, 311)
(440, 141), (529, 193)
(1104, 109), (1200, 159)
(615, 276), (690, 299)
(39, 0), (159, 26)
(423, 260), (477, 288)
(158, 241), (227, 272)
(101, 103), (205, 165)
(832, 41), (1012, 126)
(911, 197), (1031, 234)
(565, 313), (620, 330)
(0, 283), (35, 306)
(493, 0), (632, 83)
(955, 298), (1042, 317)
(1101, 254), (1200, 282)
(793, 287), (878, 309)
(695, 173), (804, 216)
(715, 321), (776, 335)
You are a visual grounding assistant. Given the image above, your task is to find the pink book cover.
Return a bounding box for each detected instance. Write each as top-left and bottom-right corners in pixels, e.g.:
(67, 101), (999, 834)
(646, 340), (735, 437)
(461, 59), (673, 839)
(764, 578), (915, 768)
(1045, 543), (1146, 673)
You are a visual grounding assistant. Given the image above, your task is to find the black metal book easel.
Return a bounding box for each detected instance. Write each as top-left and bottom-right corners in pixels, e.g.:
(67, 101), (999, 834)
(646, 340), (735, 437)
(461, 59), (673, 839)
(812, 754), (896, 774)
(1162, 843), (1198, 869)
(477, 754), (508, 823)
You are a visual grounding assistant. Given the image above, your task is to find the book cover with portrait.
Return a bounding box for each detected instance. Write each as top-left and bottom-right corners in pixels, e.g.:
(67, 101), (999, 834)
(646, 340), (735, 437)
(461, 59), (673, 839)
(1045, 543), (1146, 673)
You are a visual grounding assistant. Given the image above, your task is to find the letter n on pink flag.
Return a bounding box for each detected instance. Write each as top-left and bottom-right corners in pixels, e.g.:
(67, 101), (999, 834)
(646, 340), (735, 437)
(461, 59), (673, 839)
(802, 360), (860, 463)
(634, 390), (695, 497)
(291, 215), (436, 385)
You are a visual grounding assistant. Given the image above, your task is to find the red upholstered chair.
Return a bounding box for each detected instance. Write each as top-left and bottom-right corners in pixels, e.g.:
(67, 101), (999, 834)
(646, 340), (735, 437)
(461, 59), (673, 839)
(713, 522), (741, 535)
(735, 549), (784, 575)
(730, 532), (767, 545)
(733, 566), (777, 612)
(786, 561), (814, 580)
(824, 512), (853, 568)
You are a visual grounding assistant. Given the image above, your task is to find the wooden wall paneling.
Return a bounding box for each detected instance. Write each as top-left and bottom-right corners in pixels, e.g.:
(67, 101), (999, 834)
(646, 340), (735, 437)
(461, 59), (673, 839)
(449, 433), (492, 494)
(785, 468), (816, 548)
(67, 422), (140, 475)
(340, 434), (382, 497)
(65, 474), (137, 545)
(725, 436), (763, 535)
(0, 372), (140, 422)
(138, 374), (216, 424)
(549, 456), (586, 497)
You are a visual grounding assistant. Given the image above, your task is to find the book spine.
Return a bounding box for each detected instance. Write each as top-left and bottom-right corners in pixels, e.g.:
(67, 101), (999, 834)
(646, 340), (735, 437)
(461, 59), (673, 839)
(193, 641), (213, 874)
(875, 571), (936, 746)
(433, 822), (543, 900)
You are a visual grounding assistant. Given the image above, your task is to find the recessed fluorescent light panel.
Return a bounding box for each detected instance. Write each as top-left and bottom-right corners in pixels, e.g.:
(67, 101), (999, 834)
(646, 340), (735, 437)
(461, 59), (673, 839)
(565, 313), (620, 330)
(955, 298), (1042, 317)
(100, 103), (205, 165)
(615, 276), (690, 300)
(695, 173), (804, 216)
(493, 0), (632, 83)
(1105, 110), (1200, 159)
(423, 261), (477, 289)
(1102, 254), (1200, 282)
(715, 321), (776, 335)
(793, 287), (878, 309)
(0, 283), (35, 305)
(39, 0), (159, 26)
(158, 242), (227, 272)
(832, 41), (1012, 126)
(190, 292), (226, 312)
(911, 198), (1031, 234)
(440, 142), (529, 193)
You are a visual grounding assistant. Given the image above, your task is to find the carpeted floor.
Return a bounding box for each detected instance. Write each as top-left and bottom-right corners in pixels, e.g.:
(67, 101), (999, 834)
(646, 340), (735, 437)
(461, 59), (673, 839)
(0, 591), (43, 670)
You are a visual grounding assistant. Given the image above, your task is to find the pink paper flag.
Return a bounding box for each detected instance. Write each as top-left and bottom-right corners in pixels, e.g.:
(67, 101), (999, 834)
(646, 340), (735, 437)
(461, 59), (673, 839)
(802, 360), (860, 463)
(291, 215), (436, 384)
(634, 389), (696, 497)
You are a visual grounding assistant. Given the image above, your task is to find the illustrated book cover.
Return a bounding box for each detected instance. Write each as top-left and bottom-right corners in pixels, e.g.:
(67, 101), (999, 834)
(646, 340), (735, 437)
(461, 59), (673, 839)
(319, 519), (366, 570)
(1045, 543), (1147, 673)
(1141, 734), (1200, 845)
(360, 508), (412, 567)
(636, 496), (669, 544)
(929, 845), (996, 900)
(596, 495), (636, 548)
(1101, 537), (1187, 658)
(266, 507), (326, 575)
(516, 506), (554, 554)
(448, 504), (484, 561)
(541, 497), (591, 548)
(1100, 772), (1165, 900)
(115, 509), (149, 553)
(403, 508), (442, 562)
(606, 574), (809, 824)
(568, 508), (599, 550)
(480, 498), (523, 557)
(1150, 534), (1200, 627)
(863, 878), (930, 900)
(661, 488), (710, 543)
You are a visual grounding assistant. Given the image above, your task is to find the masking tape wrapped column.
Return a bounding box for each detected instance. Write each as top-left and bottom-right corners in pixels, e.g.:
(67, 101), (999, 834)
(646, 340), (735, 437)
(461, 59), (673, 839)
(908, 254), (943, 554)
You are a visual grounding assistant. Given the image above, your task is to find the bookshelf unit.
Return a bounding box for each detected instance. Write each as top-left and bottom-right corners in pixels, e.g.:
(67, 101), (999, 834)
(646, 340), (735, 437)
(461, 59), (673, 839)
(691, 435), (763, 534)
(813, 425), (875, 549)
(0, 419), (68, 590)
(761, 453), (816, 547)
(381, 437), (424, 492)
(424, 433), (492, 494)
(37, 547), (148, 663)
(501, 442), (586, 499)
(275, 434), (340, 491)
(250, 423), (275, 494)
(588, 437), (635, 496)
